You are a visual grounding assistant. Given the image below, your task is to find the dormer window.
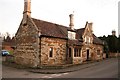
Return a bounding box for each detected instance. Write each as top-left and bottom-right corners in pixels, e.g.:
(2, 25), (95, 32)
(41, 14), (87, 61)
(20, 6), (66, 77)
(89, 37), (91, 43)
(68, 31), (76, 39)
(85, 36), (91, 44)
(85, 37), (87, 42)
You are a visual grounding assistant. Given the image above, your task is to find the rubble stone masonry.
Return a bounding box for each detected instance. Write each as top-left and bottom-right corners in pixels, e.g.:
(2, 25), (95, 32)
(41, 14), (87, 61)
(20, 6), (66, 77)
(81, 44), (103, 61)
(14, 17), (39, 67)
(40, 37), (67, 66)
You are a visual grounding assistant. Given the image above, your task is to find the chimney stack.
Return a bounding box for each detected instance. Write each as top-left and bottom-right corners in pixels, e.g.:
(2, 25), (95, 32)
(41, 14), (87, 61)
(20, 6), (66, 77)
(69, 13), (74, 30)
(112, 30), (116, 36)
(23, 0), (31, 16)
(23, 0), (31, 24)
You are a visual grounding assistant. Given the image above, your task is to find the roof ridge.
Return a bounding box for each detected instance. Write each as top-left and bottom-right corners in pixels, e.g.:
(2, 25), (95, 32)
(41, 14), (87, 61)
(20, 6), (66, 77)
(32, 18), (68, 28)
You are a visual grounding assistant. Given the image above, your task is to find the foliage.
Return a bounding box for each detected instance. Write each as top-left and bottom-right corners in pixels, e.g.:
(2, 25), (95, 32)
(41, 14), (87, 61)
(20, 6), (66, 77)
(99, 35), (119, 53)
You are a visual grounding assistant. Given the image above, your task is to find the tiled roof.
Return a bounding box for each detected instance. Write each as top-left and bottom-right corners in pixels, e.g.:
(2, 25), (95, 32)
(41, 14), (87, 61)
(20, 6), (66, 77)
(68, 40), (83, 46)
(32, 18), (68, 39)
(2, 37), (16, 47)
(2, 41), (15, 47)
(76, 28), (85, 40)
(32, 18), (103, 45)
(93, 34), (103, 45)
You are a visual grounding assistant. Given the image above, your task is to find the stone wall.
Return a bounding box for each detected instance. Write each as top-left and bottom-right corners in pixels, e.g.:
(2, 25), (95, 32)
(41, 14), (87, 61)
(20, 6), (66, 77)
(73, 57), (83, 64)
(81, 44), (103, 61)
(109, 53), (120, 58)
(40, 37), (67, 65)
(14, 17), (39, 67)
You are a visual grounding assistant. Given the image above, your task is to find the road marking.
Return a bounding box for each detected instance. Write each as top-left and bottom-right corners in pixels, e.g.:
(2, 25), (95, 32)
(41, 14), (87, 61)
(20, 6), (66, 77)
(41, 73), (69, 78)
(63, 73), (69, 75)
(42, 76), (52, 78)
(51, 74), (62, 77)
(51, 74), (57, 76)
(48, 76), (53, 78)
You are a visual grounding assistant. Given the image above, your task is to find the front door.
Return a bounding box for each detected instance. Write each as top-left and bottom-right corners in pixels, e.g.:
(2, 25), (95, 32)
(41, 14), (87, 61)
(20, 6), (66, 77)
(87, 49), (89, 60)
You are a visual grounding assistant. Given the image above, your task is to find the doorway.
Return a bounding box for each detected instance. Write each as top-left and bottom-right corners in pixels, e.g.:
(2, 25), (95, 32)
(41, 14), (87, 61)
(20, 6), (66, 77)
(87, 49), (89, 60)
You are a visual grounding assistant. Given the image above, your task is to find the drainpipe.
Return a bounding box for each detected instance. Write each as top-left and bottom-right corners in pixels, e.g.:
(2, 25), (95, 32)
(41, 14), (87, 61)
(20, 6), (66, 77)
(39, 36), (41, 66)
(37, 31), (41, 67)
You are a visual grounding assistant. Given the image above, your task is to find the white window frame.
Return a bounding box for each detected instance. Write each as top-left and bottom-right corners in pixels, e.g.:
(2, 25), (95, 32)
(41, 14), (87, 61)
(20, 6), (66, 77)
(68, 31), (76, 39)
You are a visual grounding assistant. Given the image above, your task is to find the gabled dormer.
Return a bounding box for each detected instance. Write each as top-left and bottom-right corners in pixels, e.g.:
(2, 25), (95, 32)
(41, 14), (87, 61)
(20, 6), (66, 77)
(68, 30), (76, 40)
(82, 22), (93, 44)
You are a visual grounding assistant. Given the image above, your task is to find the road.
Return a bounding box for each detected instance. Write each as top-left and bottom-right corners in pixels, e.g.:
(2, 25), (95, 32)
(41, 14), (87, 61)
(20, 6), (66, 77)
(2, 58), (118, 79)
(55, 58), (118, 78)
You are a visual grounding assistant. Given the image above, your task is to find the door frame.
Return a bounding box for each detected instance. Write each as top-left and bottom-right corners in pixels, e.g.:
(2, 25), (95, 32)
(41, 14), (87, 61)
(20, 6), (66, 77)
(87, 49), (89, 60)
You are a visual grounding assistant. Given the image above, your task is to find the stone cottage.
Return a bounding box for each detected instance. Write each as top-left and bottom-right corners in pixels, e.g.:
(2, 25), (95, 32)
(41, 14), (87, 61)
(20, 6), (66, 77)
(14, 0), (104, 67)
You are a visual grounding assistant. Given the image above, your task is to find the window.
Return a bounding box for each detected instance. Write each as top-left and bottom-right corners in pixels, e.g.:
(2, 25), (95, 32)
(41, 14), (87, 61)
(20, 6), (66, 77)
(85, 36), (91, 44)
(97, 50), (100, 55)
(85, 37), (87, 42)
(68, 31), (76, 39)
(85, 36), (89, 43)
(89, 37), (91, 43)
(49, 47), (53, 57)
(74, 48), (81, 57)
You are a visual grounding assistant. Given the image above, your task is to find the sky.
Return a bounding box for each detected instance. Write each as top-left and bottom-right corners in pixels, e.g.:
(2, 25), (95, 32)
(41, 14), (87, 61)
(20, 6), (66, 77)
(0, 0), (119, 37)
(118, 1), (120, 35)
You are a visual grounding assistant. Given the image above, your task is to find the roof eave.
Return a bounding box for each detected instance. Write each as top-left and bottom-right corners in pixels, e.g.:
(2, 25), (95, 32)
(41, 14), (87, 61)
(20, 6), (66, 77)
(39, 35), (68, 40)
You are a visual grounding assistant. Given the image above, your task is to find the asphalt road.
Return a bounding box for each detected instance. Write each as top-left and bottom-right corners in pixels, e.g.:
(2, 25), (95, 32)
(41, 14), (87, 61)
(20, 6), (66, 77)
(2, 58), (118, 79)
(54, 58), (118, 78)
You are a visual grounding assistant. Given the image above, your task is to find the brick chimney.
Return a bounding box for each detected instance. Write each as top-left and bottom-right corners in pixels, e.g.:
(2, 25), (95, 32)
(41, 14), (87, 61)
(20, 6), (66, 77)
(69, 13), (74, 30)
(23, 0), (31, 24)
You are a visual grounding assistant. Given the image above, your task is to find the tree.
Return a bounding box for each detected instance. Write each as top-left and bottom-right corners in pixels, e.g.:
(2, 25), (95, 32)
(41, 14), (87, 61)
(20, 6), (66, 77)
(5, 35), (11, 42)
(99, 34), (119, 53)
(3, 32), (11, 42)
(99, 35), (109, 53)
(107, 35), (118, 53)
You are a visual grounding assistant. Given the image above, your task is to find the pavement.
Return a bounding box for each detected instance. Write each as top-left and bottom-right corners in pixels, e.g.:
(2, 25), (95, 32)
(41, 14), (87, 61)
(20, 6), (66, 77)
(28, 59), (106, 74)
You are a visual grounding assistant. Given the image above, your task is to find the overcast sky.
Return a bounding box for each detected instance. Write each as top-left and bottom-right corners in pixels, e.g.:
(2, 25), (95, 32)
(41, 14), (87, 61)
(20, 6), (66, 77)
(0, 0), (119, 37)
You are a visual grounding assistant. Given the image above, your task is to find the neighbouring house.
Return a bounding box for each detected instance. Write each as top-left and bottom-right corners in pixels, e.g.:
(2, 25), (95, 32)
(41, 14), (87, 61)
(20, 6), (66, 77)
(2, 36), (15, 54)
(0, 36), (3, 51)
(14, 0), (104, 67)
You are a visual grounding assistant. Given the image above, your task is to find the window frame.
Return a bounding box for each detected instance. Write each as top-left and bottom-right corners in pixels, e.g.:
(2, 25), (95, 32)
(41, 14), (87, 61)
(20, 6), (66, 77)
(74, 48), (81, 57)
(97, 50), (100, 55)
(68, 31), (76, 39)
(49, 47), (53, 58)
